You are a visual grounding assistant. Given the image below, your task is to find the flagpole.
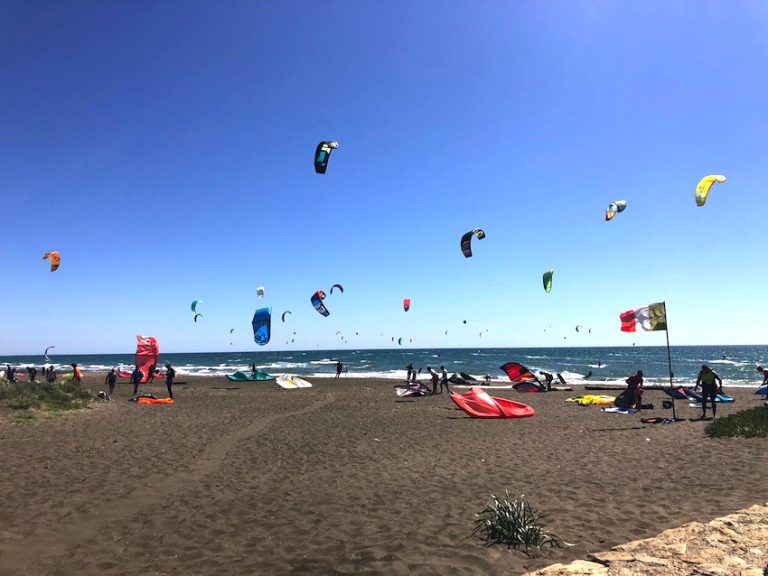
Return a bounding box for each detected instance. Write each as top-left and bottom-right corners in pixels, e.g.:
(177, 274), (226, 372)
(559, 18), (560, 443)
(662, 301), (678, 420)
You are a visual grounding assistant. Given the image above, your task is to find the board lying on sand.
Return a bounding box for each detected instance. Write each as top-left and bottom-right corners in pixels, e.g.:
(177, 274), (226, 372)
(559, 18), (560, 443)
(450, 386), (534, 419)
(226, 370), (274, 381)
(684, 390), (735, 403)
(394, 383), (431, 397)
(276, 375), (312, 389)
(755, 385), (767, 395)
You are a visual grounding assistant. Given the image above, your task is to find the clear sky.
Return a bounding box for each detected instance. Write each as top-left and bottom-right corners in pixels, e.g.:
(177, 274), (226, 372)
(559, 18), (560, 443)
(2, 1), (767, 355)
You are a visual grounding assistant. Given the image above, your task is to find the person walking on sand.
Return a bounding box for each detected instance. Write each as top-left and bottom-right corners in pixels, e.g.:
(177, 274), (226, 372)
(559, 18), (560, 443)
(335, 361), (343, 378)
(71, 363), (83, 384)
(146, 363), (156, 383)
(696, 364), (723, 419)
(164, 363), (176, 400)
(439, 365), (450, 394)
(105, 368), (117, 399)
(130, 366), (144, 397)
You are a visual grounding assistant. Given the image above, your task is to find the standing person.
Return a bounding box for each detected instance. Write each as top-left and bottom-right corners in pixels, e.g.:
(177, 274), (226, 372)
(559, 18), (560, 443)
(696, 364), (723, 419)
(625, 370), (644, 409)
(6, 365), (16, 383)
(411, 367), (419, 384)
(335, 361), (343, 378)
(46, 365), (57, 382)
(164, 363), (176, 400)
(427, 367), (439, 395)
(146, 363), (156, 383)
(130, 366), (144, 397)
(439, 365), (450, 394)
(27, 366), (37, 383)
(105, 368), (117, 399)
(405, 363), (414, 382)
(71, 363), (83, 384)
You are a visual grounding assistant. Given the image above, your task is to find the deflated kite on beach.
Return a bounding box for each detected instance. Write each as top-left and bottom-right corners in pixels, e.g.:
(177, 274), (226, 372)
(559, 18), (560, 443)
(500, 362), (545, 392)
(450, 387), (534, 418)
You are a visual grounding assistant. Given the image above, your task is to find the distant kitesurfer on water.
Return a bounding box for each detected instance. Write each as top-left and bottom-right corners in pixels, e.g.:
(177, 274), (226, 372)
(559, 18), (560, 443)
(105, 368), (117, 399)
(539, 371), (554, 391)
(597, 361), (603, 368)
(484, 373), (491, 384)
(696, 365), (722, 419)
(165, 363), (176, 400)
(583, 370), (593, 380)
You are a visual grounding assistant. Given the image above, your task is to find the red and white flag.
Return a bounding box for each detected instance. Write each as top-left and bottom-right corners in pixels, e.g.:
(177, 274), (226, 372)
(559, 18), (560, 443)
(619, 302), (667, 332)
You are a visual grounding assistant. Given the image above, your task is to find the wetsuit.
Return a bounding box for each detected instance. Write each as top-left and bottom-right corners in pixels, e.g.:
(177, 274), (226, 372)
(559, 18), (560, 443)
(105, 371), (117, 397)
(130, 369), (144, 396)
(165, 367), (176, 399)
(429, 370), (439, 394)
(699, 370), (720, 417)
(440, 368), (449, 393)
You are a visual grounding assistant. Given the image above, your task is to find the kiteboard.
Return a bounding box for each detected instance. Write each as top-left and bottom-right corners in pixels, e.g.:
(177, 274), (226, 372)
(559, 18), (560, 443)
(755, 385), (768, 395)
(276, 375), (312, 389)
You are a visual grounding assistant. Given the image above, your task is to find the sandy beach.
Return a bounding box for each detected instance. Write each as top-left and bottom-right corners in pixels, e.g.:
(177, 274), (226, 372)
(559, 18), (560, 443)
(0, 375), (765, 575)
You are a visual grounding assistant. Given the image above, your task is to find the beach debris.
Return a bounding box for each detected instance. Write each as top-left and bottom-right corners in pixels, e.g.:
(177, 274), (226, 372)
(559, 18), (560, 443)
(605, 200), (627, 221)
(473, 491), (569, 555)
(252, 307), (272, 346)
(314, 141), (338, 174)
(42, 251), (60, 271)
(543, 269), (554, 293)
(403, 298), (411, 312)
(281, 310), (291, 322)
(330, 283), (343, 294)
(695, 174), (726, 207)
(461, 228), (485, 257)
(311, 290), (329, 317)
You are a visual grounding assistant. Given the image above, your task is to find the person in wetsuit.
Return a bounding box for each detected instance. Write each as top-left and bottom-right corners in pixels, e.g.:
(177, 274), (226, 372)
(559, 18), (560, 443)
(164, 363), (176, 400)
(539, 371), (554, 391)
(427, 367), (439, 395)
(130, 366), (144, 397)
(696, 364), (723, 419)
(439, 365), (450, 394)
(105, 368), (117, 399)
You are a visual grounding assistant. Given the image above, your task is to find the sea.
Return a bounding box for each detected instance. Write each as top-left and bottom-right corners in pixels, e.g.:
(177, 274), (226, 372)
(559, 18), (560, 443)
(2, 345), (767, 388)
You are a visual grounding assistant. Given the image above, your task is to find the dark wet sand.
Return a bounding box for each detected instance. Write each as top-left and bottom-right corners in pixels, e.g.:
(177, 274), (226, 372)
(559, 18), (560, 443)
(0, 375), (765, 575)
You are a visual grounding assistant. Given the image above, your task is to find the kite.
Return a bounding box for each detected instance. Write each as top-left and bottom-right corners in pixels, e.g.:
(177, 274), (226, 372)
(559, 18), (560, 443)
(575, 325), (583, 333)
(311, 290), (329, 317)
(499, 361), (545, 393)
(42, 251), (60, 272)
(403, 298), (411, 312)
(44, 345), (55, 361)
(281, 310), (291, 323)
(462, 320), (467, 324)
(460, 228), (486, 258)
(135, 335), (159, 384)
(257, 286), (265, 299)
(191, 300), (202, 313)
(543, 269), (554, 293)
(229, 328), (235, 334)
(330, 283), (344, 294)
(252, 307), (272, 346)
(695, 175), (726, 207)
(397, 337), (403, 346)
(314, 141), (339, 174)
(605, 200), (627, 221)
(194, 313), (203, 323)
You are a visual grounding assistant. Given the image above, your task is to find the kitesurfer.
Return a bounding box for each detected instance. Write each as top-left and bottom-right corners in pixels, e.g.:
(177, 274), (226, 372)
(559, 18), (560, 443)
(405, 363), (414, 382)
(105, 368), (117, 399)
(130, 366), (144, 397)
(335, 361), (344, 379)
(439, 365), (450, 394)
(696, 365), (723, 419)
(165, 363), (176, 400)
(539, 371), (554, 391)
(625, 370), (644, 410)
(427, 367), (439, 394)
(147, 363), (156, 383)
(583, 370), (593, 380)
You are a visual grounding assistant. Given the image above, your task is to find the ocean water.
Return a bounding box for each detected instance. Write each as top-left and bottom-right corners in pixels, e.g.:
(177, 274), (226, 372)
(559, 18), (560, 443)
(2, 345), (767, 388)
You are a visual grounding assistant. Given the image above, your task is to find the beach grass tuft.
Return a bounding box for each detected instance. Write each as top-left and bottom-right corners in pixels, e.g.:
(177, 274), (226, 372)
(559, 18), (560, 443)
(705, 406), (768, 439)
(473, 491), (568, 555)
(0, 378), (93, 413)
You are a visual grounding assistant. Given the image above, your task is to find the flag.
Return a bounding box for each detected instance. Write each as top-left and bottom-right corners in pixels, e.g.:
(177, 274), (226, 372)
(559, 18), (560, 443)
(620, 302), (667, 332)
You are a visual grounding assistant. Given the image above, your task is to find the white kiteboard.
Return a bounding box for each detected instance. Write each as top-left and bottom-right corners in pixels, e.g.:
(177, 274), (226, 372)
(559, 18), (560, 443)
(276, 374), (313, 389)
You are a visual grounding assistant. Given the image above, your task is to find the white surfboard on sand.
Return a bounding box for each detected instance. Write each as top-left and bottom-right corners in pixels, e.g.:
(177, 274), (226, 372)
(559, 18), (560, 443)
(276, 375), (312, 389)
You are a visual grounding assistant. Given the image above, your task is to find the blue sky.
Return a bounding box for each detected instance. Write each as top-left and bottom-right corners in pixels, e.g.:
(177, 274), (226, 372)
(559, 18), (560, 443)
(2, 1), (767, 354)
